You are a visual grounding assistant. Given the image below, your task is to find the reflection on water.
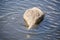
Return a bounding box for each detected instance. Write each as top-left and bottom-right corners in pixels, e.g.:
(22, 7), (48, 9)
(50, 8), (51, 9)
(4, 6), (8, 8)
(0, 0), (60, 40)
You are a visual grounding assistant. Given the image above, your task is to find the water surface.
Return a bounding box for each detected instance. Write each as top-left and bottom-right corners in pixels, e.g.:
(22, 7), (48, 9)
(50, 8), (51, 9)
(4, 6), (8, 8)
(0, 0), (60, 40)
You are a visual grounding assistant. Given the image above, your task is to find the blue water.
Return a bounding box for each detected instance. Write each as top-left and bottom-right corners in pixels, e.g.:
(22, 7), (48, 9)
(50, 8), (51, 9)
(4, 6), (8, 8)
(0, 0), (60, 40)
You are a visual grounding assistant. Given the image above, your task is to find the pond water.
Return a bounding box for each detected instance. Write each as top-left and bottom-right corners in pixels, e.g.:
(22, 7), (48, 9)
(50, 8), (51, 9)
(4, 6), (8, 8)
(0, 0), (60, 40)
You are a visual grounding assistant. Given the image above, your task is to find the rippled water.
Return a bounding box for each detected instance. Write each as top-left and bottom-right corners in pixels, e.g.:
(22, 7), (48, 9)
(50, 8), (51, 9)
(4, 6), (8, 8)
(0, 0), (60, 40)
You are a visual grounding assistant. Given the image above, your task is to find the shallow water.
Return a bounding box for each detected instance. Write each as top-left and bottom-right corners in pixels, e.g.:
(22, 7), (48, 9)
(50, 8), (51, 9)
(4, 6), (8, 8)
(0, 0), (60, 40)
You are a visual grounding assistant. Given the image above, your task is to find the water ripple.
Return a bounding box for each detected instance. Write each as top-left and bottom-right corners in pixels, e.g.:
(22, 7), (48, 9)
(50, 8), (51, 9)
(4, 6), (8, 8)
(0, 0), (60, 40)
